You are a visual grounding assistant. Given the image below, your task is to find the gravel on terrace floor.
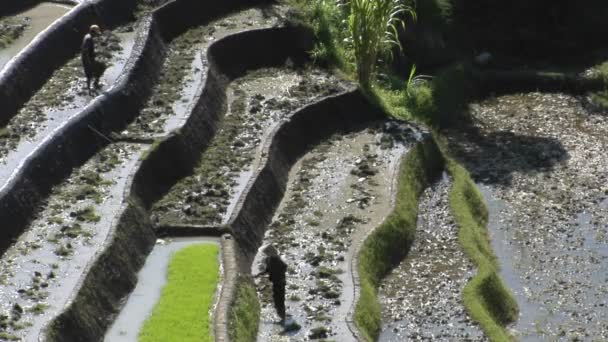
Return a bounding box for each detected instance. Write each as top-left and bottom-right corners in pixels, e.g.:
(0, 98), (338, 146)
(447, 92), (608, 340)
(254, 122), (416, 341)
(378, 174), (486, 342)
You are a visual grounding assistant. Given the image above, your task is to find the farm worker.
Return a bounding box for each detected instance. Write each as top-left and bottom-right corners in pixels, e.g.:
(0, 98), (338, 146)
(81, 25), (106, 93)
(257, 244), (288, 321)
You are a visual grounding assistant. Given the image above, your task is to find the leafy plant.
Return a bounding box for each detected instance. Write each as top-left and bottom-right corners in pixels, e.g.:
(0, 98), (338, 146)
(347, 0), (415, 90)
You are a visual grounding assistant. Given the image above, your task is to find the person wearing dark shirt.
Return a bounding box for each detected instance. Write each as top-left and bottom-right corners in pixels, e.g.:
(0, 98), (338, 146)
(81, 25), (104, 93)
(257, 244), (288, 321)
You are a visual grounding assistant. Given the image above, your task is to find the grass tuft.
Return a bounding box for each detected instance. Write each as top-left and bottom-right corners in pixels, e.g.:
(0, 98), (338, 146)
(139, 243), (220, 342)
(354, 138), (444, 341)
(446, 159), (518, 341)
(229, 276), (260, 342)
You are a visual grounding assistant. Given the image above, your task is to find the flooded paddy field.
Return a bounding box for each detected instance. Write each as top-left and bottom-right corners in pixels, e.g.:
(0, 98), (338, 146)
(378, 174), (486, 341)
(254, 121), (416, 341)
(447, 92), (608, 340)
(0, 2), (72, 69)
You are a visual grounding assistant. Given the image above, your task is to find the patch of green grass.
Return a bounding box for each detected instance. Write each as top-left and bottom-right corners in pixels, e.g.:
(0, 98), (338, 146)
(26, 303), (49, 315)
(446, 159), (518, 342)
(0, 332), (19, 341)
(72, 206), (100, 223)
(139, 243), (220, 342)
(229, 276), (260, 342)
(354, 138), (444, 341)
(590, 91), (608, 109)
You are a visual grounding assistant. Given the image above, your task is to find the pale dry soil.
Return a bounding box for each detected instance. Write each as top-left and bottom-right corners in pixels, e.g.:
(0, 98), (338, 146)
(448, 92), (608, 340)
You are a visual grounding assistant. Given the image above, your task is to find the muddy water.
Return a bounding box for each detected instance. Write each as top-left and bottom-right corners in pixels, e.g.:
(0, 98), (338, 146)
(254, 122), (414, 341)
(0, 3), (72, 70)
(378, 174), (486, 341)
(151, 67), (345, 227)
(448, 92), (608, 340)
(0, 142), (145, 341)
(0, 28), (136, 185)
(105, 237), (220, 342)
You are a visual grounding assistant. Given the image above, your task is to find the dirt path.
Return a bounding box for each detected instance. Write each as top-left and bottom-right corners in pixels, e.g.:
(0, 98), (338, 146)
(378, 174), (486, 341)
(447, 92), (608, 340)
(253, 122), (413, 341)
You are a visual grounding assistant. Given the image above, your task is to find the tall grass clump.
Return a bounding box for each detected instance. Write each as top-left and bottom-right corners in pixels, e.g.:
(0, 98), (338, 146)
(348, 0), (414, 90)
(355, 138), (444, 341)
(404, 63), (475, 127)
(229, 276), (260, 342)
(447, 159), (518, 341)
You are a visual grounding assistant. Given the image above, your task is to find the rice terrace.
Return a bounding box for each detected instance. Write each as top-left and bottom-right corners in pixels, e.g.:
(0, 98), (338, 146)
(0, 0), (607, 341)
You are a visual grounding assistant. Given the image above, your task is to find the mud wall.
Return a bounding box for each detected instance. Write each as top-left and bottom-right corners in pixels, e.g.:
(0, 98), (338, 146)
(135, 27), (313, 209)
(227, 90), (385, 267)
(0, 0), (282, 257)
(42, 24), (319, 342)
(44, 198), (156, 342)
(0, 0), (139, 126)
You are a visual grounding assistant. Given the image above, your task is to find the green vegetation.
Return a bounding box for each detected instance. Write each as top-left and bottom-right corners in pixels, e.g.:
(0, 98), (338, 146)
(229, 276), (260, 342)
(446, 159), (518, 341)
(139, 244), (220, 342)
(347, 0), (413, 89)
(354, 139), (444, 340)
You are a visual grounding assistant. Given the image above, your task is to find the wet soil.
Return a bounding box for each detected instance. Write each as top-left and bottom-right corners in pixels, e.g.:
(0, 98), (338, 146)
(447, 92), (608, 340)
(105, 237), (220, 342)
(0, 3), (71, 69)
(120, 6), (285, 139)
(151, 67), (346, 227)
(378, 174), (486, 341)
(253, 122), (414, 341)
(0, 27), (136, 183)
(0, 142), (144, 341)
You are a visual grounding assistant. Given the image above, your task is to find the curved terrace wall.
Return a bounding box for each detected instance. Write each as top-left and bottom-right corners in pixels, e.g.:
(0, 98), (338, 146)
(0, 0), (139, 125)
(0, 0), (275, 257)
(42, 24), (323, 342)
(0, 15), (164, 256)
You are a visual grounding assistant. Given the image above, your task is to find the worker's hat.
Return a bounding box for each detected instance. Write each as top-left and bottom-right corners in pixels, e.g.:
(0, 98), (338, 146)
(90, 25), (101, 34)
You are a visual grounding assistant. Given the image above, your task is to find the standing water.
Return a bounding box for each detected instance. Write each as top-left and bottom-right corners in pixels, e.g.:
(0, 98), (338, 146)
(105, 237), (221, 342)
(0, 2), (71, 69)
